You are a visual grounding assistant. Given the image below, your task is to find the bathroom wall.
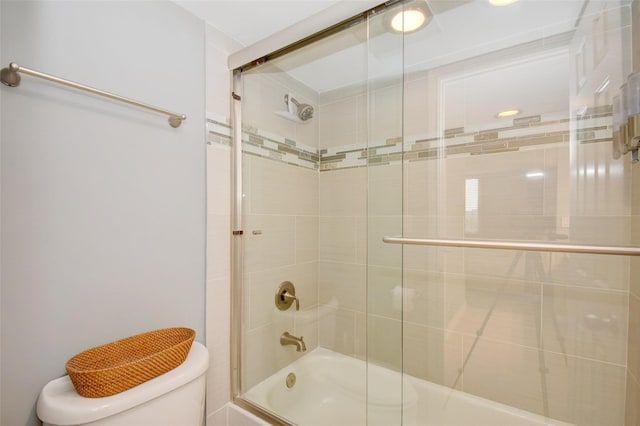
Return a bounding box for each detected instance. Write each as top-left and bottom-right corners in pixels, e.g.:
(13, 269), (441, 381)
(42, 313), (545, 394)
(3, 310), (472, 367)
(240, 70), (320, 390)
(204, 24), (241, 426)
(316, 19), (406, 377)
(0, 2), (205, 425)
(627, 2), (640, 425)
(317, 83), (405, 370)
(0, 1), (3, 421)
(317, 88), (369, 361)
(316, 2), (632, 425)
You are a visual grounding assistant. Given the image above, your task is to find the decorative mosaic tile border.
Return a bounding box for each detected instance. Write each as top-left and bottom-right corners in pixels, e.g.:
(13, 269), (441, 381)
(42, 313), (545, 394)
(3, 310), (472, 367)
(241, 124), (319, 170)
(208, 107), (613, 172)
(207, 113), (319, 170)
(319, 108), (612, 171)
(207, 113), (232, 147)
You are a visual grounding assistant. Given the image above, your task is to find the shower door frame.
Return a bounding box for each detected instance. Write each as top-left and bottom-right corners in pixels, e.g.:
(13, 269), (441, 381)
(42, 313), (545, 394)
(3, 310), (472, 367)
(229, 68), (303, 426)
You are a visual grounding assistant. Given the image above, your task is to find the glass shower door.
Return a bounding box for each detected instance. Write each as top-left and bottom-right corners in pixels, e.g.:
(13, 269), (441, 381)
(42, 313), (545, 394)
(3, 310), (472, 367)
(397, 1), (635, 425)
(235, 4), (408, 424)
(237, 57), (325, 423)
(233, 1), (638, 425)
(364, 3), (406, 426)
(236, 11), (407, 425)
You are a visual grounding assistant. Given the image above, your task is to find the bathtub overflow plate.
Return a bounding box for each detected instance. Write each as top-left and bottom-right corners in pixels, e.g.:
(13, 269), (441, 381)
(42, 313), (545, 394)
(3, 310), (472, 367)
(286, 372), (296, 388)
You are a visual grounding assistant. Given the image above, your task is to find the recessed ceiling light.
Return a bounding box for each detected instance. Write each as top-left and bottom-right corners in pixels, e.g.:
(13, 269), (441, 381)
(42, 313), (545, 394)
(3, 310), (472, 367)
(489, 0), (520, 6)
(496, 109), (521, 118)
(391, 9), (427, 33)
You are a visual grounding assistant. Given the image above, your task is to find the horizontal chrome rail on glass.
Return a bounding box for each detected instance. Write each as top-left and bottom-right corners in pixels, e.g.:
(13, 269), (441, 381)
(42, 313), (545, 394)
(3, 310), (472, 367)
(382, 237), (640, 256)
(1, 62), (186, 128)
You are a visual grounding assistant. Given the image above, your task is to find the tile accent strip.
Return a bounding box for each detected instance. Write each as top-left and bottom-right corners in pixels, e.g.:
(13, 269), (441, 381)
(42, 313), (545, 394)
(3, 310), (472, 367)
(208, 108), (612, 172)
(241, 123), (319, 170)
(319, 110), (612, 171)
(207, 113), (232, 147)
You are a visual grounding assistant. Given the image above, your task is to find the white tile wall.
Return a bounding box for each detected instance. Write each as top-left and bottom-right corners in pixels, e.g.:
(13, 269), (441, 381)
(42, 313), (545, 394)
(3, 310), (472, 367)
(239, 72), (321, 392)
(205, 24), (239, 426)
(319, 97), (358, 149)
(629, 4), (640, 417)
(403, 323), (462, 389)
(243, 214), (296, 273)
(447, 276), (542, 350)
(318, 261), (366, 312)
(295, 216), (319, 263)
(319, 307), (359, 356)
(626, 371), (640, 426)
(462, 337), (626, 426)
(628, 289), (640, 396)
(243, 72), (318, 149)
(319, 216), (358, 263)
(319, 167), (367, 216)
(542, 284), (628, 365)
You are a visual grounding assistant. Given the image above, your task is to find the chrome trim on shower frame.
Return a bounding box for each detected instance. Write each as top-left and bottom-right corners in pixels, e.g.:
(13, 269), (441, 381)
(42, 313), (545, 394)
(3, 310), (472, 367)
(382, 237), (640, 256)
(230, 69), (243, 401)
(234, 0), (405, 72)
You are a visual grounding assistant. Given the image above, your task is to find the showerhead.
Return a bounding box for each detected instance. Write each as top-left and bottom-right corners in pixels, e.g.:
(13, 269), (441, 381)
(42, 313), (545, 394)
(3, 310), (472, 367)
(284, 94), (314, 121)
(294, 99), (314, 121)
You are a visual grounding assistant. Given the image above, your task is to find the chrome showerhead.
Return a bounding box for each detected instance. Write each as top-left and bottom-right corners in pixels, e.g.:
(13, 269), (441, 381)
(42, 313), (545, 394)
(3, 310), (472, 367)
(284, 94), (314, 121)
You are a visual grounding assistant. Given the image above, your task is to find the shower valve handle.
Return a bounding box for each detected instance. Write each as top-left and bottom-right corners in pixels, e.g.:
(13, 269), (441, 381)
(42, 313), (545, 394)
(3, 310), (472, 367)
(275, 281), (300, 311)
(282, 291), (300, 311)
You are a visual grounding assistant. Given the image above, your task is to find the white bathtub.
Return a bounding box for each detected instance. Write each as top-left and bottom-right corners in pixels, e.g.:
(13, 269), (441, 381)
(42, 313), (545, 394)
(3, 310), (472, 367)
(244, 348), (572, 426)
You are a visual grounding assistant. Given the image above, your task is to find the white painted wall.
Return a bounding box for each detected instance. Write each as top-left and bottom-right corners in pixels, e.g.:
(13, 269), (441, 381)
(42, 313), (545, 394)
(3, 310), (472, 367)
(0, 2), (205, 425)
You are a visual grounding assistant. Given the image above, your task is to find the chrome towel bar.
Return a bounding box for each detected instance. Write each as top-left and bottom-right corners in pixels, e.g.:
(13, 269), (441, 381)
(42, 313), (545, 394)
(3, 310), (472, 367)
(382, 236), (640, 256)
(0, 62), (186, 128)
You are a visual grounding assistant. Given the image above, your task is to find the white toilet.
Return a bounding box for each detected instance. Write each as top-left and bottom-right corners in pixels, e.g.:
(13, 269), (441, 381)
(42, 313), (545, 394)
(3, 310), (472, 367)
(36, 341), (209, 426)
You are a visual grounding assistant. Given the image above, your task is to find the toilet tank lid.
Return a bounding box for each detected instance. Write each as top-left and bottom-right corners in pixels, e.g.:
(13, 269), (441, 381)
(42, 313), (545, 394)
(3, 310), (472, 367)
(36, 341), (209, 425)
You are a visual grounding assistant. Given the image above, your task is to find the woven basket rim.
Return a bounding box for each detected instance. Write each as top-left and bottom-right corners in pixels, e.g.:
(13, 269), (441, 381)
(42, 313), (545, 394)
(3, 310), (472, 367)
(65, 327), (195, 374)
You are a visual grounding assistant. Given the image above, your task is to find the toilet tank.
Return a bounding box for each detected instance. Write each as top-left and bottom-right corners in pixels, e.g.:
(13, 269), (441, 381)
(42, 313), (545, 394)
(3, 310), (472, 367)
(37, 341), (209, 426)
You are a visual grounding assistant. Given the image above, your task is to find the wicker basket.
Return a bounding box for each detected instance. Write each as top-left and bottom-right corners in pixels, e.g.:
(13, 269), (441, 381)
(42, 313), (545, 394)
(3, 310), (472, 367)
(65, 327), (195, 398)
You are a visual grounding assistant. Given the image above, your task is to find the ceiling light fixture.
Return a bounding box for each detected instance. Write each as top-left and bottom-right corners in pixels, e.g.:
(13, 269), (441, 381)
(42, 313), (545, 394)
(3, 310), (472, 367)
(496, 109), (521, 118)
(391, 9), (427, 33)
(489, 0), (520, 6)
(386, 0), (432, 34)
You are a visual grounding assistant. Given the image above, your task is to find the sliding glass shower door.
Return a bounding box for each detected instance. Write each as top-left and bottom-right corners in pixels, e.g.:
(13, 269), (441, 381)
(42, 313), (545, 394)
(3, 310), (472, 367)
(398, 1), (635, 425)
(232, 1), (638, 425)
(365, 5), (405, 426)
(234, 3), (408, 424)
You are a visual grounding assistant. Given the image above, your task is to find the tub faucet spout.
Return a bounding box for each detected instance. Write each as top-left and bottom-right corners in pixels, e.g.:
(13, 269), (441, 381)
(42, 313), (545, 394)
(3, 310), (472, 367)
(280, 332), (307, 352)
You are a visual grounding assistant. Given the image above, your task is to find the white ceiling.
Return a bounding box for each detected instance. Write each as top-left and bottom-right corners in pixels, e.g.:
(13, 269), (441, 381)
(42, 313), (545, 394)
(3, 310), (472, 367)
(173, 0), (344, 47)
(256, 0), (585, 128)
(274, 0), (584, 92)
(175, 0), (616, 128)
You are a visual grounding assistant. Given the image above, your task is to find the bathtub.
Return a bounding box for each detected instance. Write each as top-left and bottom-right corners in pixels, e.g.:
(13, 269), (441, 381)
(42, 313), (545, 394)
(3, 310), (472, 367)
(244, 347), (572, 426)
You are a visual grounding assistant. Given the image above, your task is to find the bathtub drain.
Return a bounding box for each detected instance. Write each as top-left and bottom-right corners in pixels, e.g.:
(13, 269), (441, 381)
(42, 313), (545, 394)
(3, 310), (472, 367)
(286, 372), (296, 388)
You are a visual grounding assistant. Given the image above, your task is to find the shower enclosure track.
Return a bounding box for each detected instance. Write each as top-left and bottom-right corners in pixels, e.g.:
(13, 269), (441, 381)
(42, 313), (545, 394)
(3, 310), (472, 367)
(382, 237), (640, 256)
